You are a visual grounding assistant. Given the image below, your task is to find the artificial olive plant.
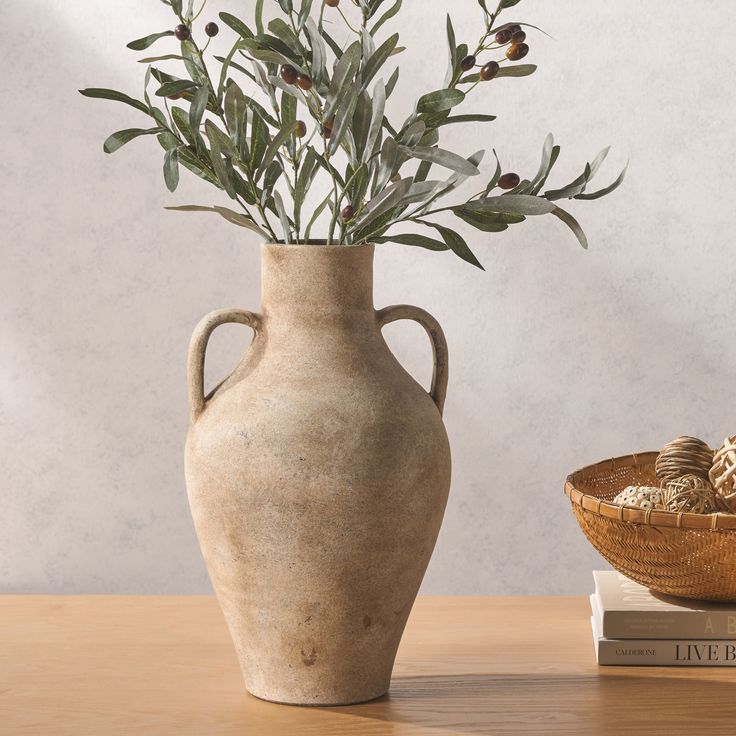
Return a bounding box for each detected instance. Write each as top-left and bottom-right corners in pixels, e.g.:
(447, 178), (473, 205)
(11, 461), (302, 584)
(80, 0), (625, 267)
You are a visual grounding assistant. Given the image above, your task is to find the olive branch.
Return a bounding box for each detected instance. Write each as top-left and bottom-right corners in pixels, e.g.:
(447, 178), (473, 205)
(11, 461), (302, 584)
(79, 0), (625, 267)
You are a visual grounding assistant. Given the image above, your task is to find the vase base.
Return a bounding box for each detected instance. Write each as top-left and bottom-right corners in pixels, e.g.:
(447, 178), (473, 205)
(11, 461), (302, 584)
(246, 685), (390, 707)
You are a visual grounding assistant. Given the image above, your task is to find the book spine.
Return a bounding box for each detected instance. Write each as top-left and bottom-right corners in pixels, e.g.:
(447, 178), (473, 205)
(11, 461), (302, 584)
(597, 637), (736, 666)
(594, 594), (736, 640)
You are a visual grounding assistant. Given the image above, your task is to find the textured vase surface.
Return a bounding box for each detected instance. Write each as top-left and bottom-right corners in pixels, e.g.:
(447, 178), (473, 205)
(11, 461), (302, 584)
(185, 243), (451, 705)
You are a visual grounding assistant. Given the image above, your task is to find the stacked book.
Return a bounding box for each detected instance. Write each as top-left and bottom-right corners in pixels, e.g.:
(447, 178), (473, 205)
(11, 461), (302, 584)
(591, 570), (736, 666)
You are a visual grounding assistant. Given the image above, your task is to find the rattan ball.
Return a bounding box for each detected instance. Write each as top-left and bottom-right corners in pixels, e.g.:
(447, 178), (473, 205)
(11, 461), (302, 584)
(613, 485), (664, 510)
(662, 474), (719, 514)
(710, 436), (736, 513)
(655, 436), (714, 483)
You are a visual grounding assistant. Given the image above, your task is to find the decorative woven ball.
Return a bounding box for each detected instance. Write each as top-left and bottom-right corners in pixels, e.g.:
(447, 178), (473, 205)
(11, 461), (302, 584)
(613, 485), (664, 510)
(662, 474), (719, 514)
(710, 436), (736, 513)
(655, 436), (714, 483)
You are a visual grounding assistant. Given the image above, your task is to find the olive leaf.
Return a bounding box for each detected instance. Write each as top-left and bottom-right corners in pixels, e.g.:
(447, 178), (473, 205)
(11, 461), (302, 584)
(163, 148), (179, 191)
(165, 205), (269, 237)
(79, 88), (149, 114)
(219, 12), (255, 40)
(103, 127), (162, 153)
(495, 64), (537, 78)
(126, 31), (176, 51)
(375, 233), (449, 251)
(417, 89), (465, 114)
(400, 146), (480, 176)
(551, 206), (588, 249)
(155, 80), (197, 97)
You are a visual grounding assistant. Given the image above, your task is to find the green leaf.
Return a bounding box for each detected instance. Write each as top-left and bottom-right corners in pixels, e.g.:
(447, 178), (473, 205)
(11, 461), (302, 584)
(434, 114), (496, 126)
(401, 145), (480, 176)
(126, 31), (175, 51)
(495, 64), (537, 78)
(163, 148), (179, 192)
(362, 33), (399, 88)
(103, 127), (161, 154)
(136, 54), (184, 63)
(154, 79), (197, 97)
(454, 208), (519, 232)
(417, 88), (465, 114)
(499, 0), (522, 7)
(329, 81), (362, 155)
(466, 194), (556, 216)
(256, 124), (294, 180)
(255, 0), (265, 35)
(250, 111), (269, 171)
(420, 221), (484, 269)
(385, 67), (400, 98)
(371, 0), (402, 35)
(78, 88), (149, 114)
(219, 12), (254, 39)
(363, 80), (386, 164)
(165, 205), (268, 237)
(177, 147), (221, 188)
(551, 206), (588, 249)
(375, 233), (449, 250)
(171, 106), (195, 145)
(205, 120), (236, 198)
(544, 163), (591, 200)
(446, 14), (456, 68)
(189, 85), (209, 137)
(575, 163), (628, 200)
(305, 17), (326, 84)
(224, 82), (247, 142)
(305, 191), (332, 241)
(326, 42), (361, 116)
(353, 177), (413, 232)
(273, 191), (291, 242)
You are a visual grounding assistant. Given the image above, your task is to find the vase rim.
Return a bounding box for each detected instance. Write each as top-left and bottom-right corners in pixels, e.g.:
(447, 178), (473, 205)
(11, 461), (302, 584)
(262, 242), (374, 250)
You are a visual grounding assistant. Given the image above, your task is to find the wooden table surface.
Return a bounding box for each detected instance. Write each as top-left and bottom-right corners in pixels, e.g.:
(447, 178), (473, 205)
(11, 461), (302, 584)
(2, 595), (736, 735)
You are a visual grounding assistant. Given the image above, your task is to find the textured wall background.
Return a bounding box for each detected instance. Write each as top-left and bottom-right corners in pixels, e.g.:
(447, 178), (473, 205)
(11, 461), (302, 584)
(3, 0), (735, 594)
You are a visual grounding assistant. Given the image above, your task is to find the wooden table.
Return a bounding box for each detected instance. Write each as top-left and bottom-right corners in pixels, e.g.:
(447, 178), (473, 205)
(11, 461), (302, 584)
(2, 596), (735, 735)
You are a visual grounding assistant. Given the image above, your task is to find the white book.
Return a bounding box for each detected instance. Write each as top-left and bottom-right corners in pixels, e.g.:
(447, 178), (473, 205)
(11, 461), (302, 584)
(591, 595), (736, 666)
(593, 570), (736, 640)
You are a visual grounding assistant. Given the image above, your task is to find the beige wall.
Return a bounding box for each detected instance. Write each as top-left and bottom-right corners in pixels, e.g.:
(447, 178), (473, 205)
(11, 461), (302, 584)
(3, 0), (735, 593)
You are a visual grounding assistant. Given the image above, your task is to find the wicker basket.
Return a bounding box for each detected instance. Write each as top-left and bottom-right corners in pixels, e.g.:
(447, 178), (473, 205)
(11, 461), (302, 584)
(565, 452), (736, 601)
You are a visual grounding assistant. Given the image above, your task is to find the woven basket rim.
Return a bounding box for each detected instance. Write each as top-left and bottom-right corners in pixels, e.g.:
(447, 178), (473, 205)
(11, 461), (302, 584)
(565, 451), (736, 531)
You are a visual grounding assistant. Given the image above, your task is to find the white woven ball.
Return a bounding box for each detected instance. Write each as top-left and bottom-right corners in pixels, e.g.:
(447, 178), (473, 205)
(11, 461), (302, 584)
(613, 485), (664, 510)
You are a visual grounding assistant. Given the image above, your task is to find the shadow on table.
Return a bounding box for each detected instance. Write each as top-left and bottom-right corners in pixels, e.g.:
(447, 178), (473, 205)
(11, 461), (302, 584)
(320, 671), (736, 735)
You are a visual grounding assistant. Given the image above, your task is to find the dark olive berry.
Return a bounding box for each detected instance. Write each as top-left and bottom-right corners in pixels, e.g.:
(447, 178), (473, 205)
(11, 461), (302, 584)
(167, 92), (184, 100)
(325, 0), (340, 6)
(495, 29), (512, 45)
(498, 172), (520, 190)
(507, 24), (522, 34)
(294, 120), (307, 138)
(175, 24), (191, 41)
(479, 61), (500, 81)
(506, 42), (529, 61)
(511, 30), (526, 44)
(281, 65), (299, 84)
(460, 55), (476, 72)
(341, 205), (356, 221)
(205, 22), (219, 37)
(296, 74), (313, 91)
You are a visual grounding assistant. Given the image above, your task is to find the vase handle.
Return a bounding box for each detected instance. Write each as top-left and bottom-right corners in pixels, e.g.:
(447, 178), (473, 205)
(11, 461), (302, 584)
(377, 305), (449, 417)
(187, 308), (261, 423)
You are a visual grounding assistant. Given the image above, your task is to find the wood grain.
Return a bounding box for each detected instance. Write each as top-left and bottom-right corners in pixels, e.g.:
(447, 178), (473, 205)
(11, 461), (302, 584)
(2, 596), (736, 735)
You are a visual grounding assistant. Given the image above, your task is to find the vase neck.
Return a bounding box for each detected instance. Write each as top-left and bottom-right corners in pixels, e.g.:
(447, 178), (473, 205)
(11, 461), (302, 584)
(260, 244), (376, 322)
